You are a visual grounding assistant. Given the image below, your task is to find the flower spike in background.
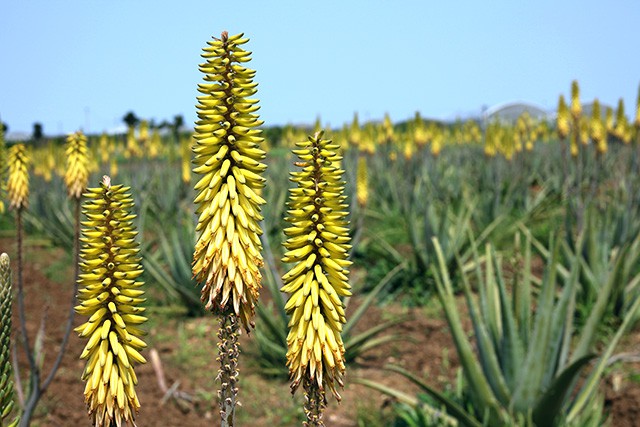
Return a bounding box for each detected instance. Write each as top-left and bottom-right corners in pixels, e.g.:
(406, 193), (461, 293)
(282, 130), (352, 426)
(6, 144), (30, 211)
(64, 131), (90, 200)
(75, 175), (147, 427)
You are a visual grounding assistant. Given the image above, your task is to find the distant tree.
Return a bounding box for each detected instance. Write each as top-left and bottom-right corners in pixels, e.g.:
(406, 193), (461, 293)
(173, 114), (184, 131)
(122, 111), (140, 129)
(172, 114), (184, 143)
(1, 122), (7, 134)
(33, 122), (43, 141)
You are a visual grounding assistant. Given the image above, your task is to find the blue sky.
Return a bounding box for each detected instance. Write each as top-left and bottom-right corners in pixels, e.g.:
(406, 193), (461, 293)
(1, 1), (639, 135)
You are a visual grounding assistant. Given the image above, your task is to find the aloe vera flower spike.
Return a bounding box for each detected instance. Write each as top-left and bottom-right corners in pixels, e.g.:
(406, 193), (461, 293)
(282, 130), (352, 425)
(75, 176), (147, 427)
(192, 31), (267, 332)
(64, 131), (90, 200)
(6, 144), (30, 212)
(192, 30), (266, 426)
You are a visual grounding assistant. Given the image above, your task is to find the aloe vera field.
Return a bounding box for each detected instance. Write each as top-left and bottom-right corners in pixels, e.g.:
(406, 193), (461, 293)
(2, 15), (640, 427)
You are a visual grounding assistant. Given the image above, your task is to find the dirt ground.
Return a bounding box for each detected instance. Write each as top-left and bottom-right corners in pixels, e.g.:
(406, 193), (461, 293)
(1, 236), (640, 426)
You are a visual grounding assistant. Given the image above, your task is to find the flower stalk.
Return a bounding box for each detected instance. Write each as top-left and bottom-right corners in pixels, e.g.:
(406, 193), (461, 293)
(192, 31), (267, 425)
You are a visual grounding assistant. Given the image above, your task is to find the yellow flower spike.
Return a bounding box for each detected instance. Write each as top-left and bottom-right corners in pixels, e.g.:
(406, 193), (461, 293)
(6, 144), (30, 211)
(148, 129), (161, 159)
(570, 80), (582, 121)
(76, 175), (147, 427)
(605, 106), (614, 134)
(557, 94), (570, 140)
(192, 31), (266, 331)
(590, 99), (607, 155)
(614, 98), (629, 142)
(282, 130), (351, 424)
(0, 124), (6, 215)
(356, 155), (368, 208)
(99, 133), (110, 164)
(348, 113), (361, 148)
(431, 132), (442, 157)
(635, 84), (640, 128)
(578, 117), (590, 146)
(181, 137), (193, 184)
(64, 131), (90, 199)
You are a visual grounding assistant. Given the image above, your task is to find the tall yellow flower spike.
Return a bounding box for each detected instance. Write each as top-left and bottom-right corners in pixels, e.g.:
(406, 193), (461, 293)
(356, 155), (368, 208)
(181, 137), (192, 185)
(6, 144), (30, 211)
(192, 31), (267, 331)
(64, 131), (90, 199)
(75, 176), (147, 427)
(0, 124), (6, 214)
(282, 131), (352, 425)
(635, 84), (640, 128)
(557, 95), (570, 140)
(570, 80), (582, 121)
(590, 99), (607, 155)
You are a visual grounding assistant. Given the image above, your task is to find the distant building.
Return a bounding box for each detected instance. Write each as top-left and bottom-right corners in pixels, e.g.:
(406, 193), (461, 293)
(483, 101), (549, 123)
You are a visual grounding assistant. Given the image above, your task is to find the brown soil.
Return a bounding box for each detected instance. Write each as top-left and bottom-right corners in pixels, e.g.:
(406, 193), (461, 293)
(1, 237), (639, 427)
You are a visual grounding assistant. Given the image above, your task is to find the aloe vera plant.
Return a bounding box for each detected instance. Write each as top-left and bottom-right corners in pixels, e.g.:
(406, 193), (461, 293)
(360, 231), (640, 426)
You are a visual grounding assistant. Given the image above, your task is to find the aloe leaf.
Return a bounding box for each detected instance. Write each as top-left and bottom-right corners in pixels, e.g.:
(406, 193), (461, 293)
(432, 239), (500, 415)
(492, 248), (525, 391)
(572, 245), (626, 361)
(567, 295), (640, 422)
(511, 235), (560, 411)
(484, 246), (502, 349)
(142, 252), (181, 301)
(532, 353), (596, 426)
(385, 365), (484, 427)
(343, 316), (409, 362)
(255, 302), (287, 344)
(343, 262), (405, 337)
(353, 378), (419, 407)
(541, 247), (580, 390)
(513, 232), (532, 349)
(457, 251), (511, 406)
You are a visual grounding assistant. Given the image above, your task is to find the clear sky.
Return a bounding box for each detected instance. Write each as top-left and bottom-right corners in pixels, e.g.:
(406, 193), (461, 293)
(1, 1), (639, 136)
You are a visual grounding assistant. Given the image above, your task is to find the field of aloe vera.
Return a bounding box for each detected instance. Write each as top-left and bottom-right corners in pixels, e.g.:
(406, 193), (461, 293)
(1, 34), (640, 427)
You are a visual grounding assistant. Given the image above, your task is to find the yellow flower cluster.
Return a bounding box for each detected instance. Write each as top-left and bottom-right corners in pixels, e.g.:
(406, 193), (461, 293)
(75, 176), (147, 427)
(64, 131), (90, 199)
(282, 131), (352, 399)
(192, 31), (267, 331)
(6, 144), (30, 211)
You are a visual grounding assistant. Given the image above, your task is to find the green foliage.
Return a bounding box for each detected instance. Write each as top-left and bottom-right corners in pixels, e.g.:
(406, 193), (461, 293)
(361, 231), (640, 426)
(142, 214), (204, 316)
(23, 185), (74, 249)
